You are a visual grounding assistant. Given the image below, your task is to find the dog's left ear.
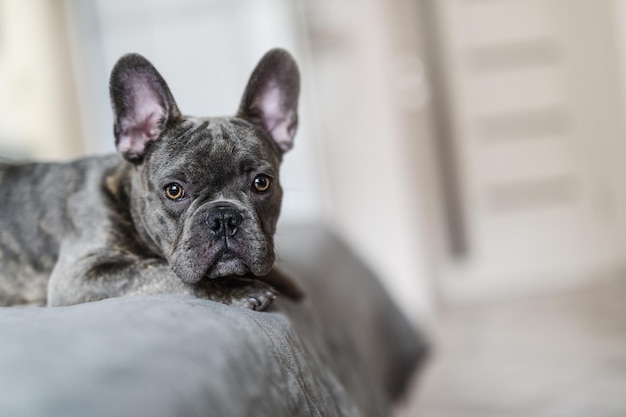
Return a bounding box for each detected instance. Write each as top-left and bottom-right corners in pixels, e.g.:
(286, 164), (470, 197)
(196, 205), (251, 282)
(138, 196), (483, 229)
(110, 53), (181, 162)
(237, 49), (300, 153)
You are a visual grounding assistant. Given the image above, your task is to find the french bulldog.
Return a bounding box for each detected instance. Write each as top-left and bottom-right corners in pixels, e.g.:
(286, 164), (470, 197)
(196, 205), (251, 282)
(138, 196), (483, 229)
(0, 48), (303, 310)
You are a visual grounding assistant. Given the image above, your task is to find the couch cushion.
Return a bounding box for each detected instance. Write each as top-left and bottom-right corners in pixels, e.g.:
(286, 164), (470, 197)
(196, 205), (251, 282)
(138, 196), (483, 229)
(0, 224), (426, 417)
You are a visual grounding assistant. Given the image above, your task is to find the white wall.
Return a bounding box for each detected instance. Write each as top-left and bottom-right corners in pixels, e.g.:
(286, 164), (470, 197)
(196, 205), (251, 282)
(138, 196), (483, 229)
(0, 0), (83, 159)
(303, 0), (439, 319)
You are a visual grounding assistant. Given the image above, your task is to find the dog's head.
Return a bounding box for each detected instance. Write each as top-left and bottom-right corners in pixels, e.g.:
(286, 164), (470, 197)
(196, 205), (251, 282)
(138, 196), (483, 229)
(109, 49), (299, 283)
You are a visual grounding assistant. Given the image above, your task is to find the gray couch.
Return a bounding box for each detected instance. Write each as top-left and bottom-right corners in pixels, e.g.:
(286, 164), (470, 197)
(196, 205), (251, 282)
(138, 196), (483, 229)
(0, 224), (426, 417)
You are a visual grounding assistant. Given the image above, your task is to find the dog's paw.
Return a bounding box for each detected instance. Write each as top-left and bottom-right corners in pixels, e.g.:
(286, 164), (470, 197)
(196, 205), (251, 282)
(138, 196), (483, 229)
(235, 288), (278, 311)
(206, 278), (279, 311)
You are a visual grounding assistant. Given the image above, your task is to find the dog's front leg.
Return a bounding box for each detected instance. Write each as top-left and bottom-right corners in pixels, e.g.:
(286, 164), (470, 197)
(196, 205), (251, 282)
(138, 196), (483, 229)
(47, 249), (278, 310)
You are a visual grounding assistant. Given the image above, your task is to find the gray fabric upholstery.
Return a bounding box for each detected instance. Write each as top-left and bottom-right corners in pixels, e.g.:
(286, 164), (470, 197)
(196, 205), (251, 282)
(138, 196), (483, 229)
(0, 224), (426, 417)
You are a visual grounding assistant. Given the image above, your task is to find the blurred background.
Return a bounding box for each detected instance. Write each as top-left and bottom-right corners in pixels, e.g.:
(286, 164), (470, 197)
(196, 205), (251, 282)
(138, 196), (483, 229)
(2, 0), (626, 415)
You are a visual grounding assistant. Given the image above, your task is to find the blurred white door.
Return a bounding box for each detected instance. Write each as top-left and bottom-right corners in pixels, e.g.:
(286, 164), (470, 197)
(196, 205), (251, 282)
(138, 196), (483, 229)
(430, 0), (626, 304)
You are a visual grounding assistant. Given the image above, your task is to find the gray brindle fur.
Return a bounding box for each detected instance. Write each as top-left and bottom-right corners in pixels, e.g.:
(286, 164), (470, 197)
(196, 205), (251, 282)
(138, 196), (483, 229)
(0, 49), (303, 310)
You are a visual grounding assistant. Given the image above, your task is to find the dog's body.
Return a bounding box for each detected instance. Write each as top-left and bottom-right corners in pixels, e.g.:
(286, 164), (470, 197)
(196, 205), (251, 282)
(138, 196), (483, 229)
(0, 49), (302, 310)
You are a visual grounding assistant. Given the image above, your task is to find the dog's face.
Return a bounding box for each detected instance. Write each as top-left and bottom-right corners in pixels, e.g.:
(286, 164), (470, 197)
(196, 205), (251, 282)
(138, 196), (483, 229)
(109, 50), (299, 283)
(135, 117), (283, 283)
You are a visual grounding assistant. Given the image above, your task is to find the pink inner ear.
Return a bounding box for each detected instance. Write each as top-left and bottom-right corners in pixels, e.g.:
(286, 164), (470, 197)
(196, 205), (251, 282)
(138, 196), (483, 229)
(117, 82), (166, 158)
(256, 84), (295, 151)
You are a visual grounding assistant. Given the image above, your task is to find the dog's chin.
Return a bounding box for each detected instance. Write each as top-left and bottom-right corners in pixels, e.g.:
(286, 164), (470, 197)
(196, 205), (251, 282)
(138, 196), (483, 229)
(174, 258), (248, 284)
(205, 253), (274, 280)
(205, 257), (249, 279)
(173, 253), (273, 284)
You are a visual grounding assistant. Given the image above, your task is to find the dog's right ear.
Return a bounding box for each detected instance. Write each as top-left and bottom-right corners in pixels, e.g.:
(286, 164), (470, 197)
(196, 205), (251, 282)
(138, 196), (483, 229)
(237, 49), (300, 153)
(109, 53), (181, 162)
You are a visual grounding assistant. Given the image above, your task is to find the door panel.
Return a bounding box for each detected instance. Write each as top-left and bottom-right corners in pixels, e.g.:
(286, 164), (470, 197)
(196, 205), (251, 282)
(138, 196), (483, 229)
(430, 0), (626, 303)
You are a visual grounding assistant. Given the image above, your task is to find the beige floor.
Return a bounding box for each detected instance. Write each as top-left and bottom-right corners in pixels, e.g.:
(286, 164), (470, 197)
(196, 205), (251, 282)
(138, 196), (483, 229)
(396, 280), (626, 417)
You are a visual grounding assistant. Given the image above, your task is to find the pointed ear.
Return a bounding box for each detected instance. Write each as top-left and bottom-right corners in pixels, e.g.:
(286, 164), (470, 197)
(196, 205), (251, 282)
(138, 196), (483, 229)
(109, 53), (181, 162)
(237, 49), (300, 153)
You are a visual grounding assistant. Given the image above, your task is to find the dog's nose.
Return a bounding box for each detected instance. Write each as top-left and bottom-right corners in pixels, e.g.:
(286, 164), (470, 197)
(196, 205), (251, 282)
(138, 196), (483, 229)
(206, 206), (243, 237)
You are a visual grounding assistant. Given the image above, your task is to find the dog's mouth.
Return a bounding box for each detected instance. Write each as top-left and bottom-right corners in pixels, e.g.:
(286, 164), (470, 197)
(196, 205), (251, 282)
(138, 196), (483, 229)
(203, 248), (250, 279)
(172, 238), (273, 284)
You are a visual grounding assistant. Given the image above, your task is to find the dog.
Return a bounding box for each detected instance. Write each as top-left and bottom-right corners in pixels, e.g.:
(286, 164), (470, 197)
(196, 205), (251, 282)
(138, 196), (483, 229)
(0, 48), (303, 310)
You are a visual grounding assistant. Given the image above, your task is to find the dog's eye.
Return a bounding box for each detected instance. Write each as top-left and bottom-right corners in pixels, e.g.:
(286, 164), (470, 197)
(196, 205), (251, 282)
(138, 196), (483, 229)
(164, 183), (185, 200)
(253, 175), (272, 193)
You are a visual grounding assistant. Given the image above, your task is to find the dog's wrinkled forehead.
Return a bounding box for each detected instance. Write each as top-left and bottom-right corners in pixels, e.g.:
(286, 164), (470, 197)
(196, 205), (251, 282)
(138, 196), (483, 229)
(146, 117), (281, 185)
